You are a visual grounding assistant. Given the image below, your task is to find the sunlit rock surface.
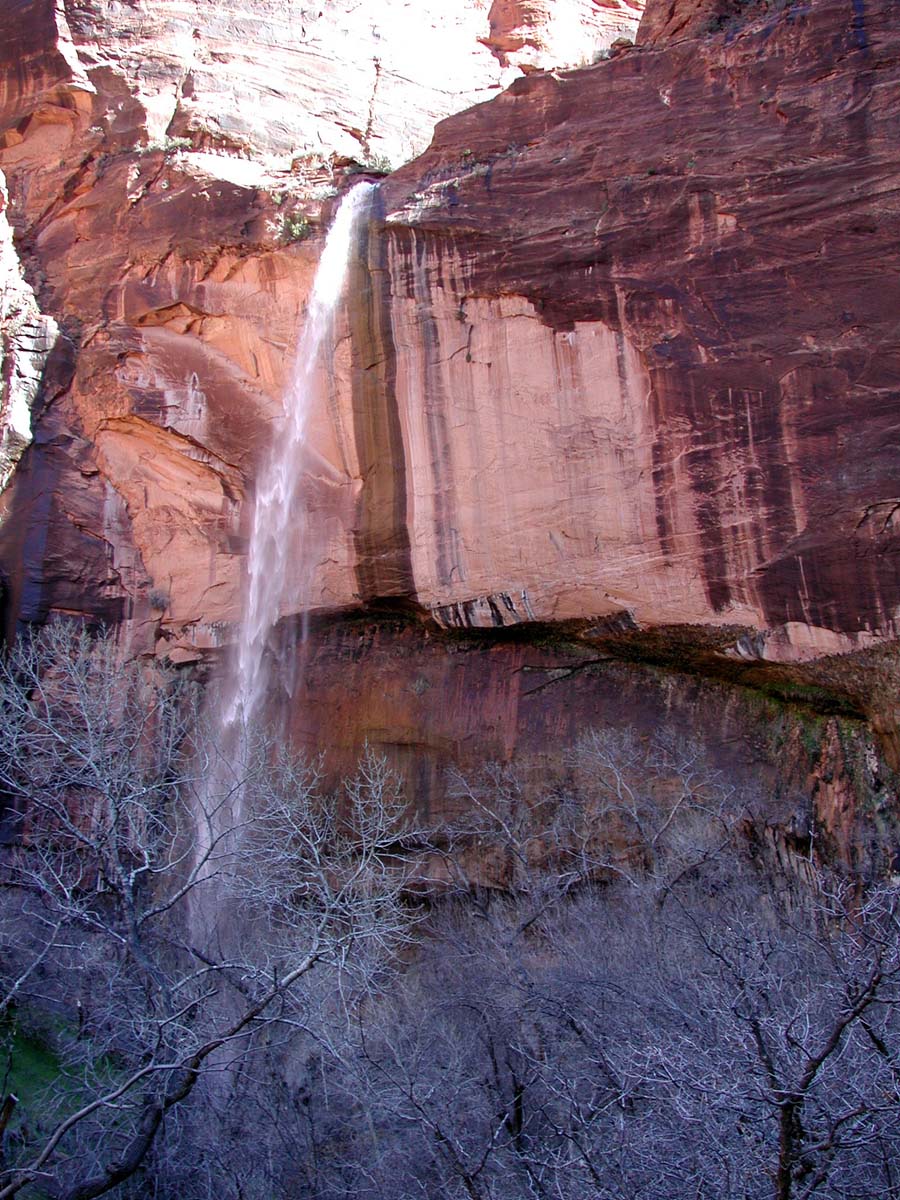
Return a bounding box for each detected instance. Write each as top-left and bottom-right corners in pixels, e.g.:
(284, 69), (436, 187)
(483, 0), (642, 70)
(0, 170), (58, 494)
(0, 0), (639, 653)
(1, 0), (899, 729)
(373, 0), (900, 671)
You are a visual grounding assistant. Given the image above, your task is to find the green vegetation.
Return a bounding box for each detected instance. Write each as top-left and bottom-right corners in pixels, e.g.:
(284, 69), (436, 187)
(308, 183), (339, 201)
(135, 135), (192, 156)
(360, 151), (393, 175)
(2, 1022), (61, 1112)
(280, 212), (312, 242)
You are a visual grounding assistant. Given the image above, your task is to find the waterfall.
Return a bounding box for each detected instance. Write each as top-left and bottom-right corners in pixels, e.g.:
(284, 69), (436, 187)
(185, 183), (374, 939)
(225, 181), (375, 731)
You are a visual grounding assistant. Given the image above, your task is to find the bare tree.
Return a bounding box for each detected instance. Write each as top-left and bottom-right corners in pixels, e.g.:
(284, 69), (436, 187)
(0, 623), (424, 1200)
(565, 727), (748, 899)
(643, 876), (900, 1200)
(438, 728), (748, 948)
(3, 634), (895, 1200)
(321, 738), (900, 1200)
(363, 888), (898, 1200)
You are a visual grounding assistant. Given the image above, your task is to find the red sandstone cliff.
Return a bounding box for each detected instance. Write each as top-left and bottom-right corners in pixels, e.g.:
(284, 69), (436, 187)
(375, 0), (900, 666)
(0, 0), (639, 651)
(0, 0), (897, 859)
(1, 0), (899, 730)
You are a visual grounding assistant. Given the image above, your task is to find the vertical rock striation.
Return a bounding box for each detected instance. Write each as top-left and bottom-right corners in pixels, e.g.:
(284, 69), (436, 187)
(0, 0), (638, 655)
(373, 0), (900, 671)
(1, 0), (899, 755)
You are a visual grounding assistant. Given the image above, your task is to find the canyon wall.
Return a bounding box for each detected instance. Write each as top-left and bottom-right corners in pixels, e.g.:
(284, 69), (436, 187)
(0, 171), (57, 494)
(1, 0), (899, 810)
(374, 0), (900, 665)
(0, 0), (640, 652)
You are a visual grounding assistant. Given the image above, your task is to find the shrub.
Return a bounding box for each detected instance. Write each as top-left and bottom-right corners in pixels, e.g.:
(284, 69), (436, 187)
(362, 152), (393, 175)
(280, 213), (312, 242)
(135, 135), (192, 156)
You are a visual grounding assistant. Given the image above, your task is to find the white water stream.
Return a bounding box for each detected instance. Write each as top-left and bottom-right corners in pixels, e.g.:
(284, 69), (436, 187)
(224, 182), (375, 731)
(188, 184), (375, 937)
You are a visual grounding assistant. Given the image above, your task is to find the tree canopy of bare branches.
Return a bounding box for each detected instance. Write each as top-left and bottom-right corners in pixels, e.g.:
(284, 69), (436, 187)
(320, 737), (900, 1200)
(2, 630), (898, 1200)
(0, 624), (423, 1200)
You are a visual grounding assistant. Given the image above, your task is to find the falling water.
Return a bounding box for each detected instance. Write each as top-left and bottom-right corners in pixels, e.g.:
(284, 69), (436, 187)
(225, 182), (375, 731)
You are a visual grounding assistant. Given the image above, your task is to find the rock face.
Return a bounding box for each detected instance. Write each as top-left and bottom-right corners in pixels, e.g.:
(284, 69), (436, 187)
(484, 0), (642, 69)
(269, 611), (896, 876)
(635, 0), (738, 44)
(374, 0), (900, 672)
(0, 166), (63, 636)
(0, 0), (641, 655)
(0, 171), (58, 494)
(1, 0), (899, 751)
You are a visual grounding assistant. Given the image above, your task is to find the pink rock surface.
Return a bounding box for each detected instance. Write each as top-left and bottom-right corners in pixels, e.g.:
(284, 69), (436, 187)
(373, 0), (900, 672)
(3, 0), (900, 711)
(0, 0), (637, 658)
(484, 0), (642, 70)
